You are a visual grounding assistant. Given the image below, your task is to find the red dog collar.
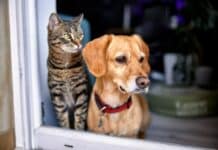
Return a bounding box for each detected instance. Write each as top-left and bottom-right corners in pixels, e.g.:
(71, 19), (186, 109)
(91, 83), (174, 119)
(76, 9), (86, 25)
(94, 92), (132, 114)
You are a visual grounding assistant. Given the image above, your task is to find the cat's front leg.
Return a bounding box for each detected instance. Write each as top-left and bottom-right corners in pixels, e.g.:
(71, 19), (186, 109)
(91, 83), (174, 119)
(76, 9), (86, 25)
(52, 94), (70, 128)
(73, 92), (88, 130)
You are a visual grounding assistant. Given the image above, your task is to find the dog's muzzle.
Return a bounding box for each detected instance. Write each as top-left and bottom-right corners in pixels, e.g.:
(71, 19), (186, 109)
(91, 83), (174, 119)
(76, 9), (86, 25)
(118, 76), (150, 94)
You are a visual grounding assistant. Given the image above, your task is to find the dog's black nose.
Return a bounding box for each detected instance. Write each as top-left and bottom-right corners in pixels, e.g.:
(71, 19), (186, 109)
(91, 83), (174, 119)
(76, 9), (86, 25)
(136, 76), (150, 89)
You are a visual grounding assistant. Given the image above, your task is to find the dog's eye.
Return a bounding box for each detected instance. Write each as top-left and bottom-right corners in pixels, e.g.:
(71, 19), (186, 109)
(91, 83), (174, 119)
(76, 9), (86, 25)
(139, 56), (144, 63)
(115, 56), (127, 64)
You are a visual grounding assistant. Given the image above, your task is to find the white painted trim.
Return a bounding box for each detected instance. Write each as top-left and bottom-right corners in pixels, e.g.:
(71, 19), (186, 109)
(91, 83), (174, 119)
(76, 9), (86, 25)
(24, 0), (42, 130)
(23, 0), (42, 148)
(35, 127), (208, 150)
(9, 0), (25, 148)
(9, 0), (41, 149)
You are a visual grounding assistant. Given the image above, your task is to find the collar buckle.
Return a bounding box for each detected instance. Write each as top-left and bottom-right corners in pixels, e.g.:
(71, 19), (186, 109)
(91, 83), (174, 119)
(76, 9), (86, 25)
(100, 106), (106, 112)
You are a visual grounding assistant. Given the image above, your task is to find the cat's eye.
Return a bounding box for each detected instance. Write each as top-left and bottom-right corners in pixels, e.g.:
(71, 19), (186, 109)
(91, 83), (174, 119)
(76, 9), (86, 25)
(139, 56), (144, 63)
(115, 55), (127, 64)
(63, 33), (69, 39)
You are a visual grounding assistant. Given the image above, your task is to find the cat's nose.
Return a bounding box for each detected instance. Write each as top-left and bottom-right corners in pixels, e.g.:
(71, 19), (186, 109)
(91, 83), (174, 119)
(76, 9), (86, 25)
(76, 43), (82, 48)
(73, 40), (82, 48)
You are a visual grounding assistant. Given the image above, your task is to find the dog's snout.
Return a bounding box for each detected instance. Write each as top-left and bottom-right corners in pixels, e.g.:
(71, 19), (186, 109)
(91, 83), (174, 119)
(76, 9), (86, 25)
(136, 76), (150, 89)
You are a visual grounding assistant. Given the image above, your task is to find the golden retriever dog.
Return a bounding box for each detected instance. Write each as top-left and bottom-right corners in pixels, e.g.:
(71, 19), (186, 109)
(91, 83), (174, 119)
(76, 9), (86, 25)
(82, 34), (150, 138)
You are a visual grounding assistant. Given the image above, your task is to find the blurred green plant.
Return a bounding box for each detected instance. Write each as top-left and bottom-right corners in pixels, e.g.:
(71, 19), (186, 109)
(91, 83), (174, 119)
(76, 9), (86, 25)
(185, 0), (218, 31)
(174, 0), (218, 64)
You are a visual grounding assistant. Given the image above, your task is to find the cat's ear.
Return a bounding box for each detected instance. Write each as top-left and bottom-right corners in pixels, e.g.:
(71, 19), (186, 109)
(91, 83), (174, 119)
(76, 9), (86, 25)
(82, 35), (112, 77)
(48, 13), (62, 31)
(72, 13), (83, 25)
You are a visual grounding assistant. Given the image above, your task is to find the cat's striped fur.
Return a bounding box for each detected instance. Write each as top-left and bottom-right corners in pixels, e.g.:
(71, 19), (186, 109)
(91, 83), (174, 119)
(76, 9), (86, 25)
(47, 13), (88, 130)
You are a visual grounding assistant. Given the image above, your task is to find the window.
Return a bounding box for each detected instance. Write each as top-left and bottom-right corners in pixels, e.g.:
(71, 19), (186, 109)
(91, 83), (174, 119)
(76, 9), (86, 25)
(9, 0), (217, 149)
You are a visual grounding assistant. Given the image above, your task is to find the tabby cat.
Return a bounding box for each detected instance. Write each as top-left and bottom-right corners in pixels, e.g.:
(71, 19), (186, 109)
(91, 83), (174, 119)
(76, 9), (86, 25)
(47, 13), (88, 130)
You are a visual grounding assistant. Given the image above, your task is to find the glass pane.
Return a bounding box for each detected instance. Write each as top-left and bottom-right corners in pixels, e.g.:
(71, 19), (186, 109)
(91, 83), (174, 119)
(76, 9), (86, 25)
(39, 1), (218, 149)
(0, 0), (15, 149)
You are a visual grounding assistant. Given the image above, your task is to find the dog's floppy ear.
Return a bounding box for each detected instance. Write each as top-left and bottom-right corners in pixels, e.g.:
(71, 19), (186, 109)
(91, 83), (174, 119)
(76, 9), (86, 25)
(132, 34), (149, 58)
(82, 35), (112, 77)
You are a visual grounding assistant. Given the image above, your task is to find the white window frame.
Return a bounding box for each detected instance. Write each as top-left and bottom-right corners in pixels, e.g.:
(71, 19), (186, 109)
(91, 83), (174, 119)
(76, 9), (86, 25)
(9, 0), (207, 149)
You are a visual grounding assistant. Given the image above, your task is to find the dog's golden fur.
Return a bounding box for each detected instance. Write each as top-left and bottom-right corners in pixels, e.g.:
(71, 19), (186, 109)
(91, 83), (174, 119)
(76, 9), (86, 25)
(83, 34), (150, 138)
